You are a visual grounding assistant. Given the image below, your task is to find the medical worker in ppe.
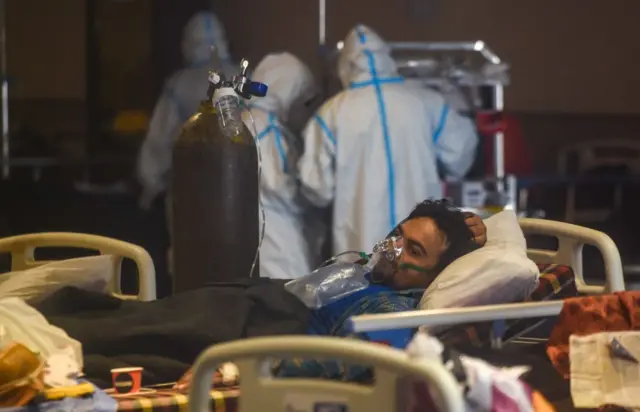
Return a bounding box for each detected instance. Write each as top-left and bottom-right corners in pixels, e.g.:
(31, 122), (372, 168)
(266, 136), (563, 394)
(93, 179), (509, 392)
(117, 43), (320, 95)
(137, 11), (236, 209)
(244, 52), (320, 278)
(298, 24), (478, 255)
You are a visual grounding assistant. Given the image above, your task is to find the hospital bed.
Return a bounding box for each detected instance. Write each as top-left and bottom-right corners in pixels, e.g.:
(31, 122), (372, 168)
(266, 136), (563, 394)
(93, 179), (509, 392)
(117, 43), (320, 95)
(188, 336), (465, 412)
(520, 217), (623, 293)
(340, 217), (625, 410)
(172, 217), (620, 411)
(349, 216), (624, 335)
(0, 232), (156, 301)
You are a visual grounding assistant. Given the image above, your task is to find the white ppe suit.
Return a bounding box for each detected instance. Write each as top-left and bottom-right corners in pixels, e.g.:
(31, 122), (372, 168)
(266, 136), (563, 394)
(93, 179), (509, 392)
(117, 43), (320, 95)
(137, 11), (236, 207)
(243, 52), (317, 279)
(298, 25), (479, 254)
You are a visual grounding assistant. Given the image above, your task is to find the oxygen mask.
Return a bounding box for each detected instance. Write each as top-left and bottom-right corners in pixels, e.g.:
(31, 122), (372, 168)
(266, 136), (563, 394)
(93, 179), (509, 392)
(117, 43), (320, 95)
(367, 236), (403, 283)
(368, 235), (429, 284)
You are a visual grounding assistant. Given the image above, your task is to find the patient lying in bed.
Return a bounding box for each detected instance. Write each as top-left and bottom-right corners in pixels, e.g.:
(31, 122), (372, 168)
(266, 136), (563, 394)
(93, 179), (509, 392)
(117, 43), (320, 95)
(274, 200), (487, 380)
(32, 200), (487, 386)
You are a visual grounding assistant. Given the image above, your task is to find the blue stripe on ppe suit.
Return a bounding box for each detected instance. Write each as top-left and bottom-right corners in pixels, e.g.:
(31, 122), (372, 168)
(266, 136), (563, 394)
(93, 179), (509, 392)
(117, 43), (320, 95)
(311, 26), (406, 234)
(433, 104), (449, 144)
(240, 52), (317, 279)
(312, 114), (337, 153)
(350, 26), (403, 230)
(250, 105), (288, 172)
(299, 25), (479, 256)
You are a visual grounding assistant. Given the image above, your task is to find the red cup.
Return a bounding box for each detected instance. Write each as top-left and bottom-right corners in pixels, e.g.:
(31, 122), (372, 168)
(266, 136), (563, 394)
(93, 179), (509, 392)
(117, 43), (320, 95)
(111, 367), (143, 394)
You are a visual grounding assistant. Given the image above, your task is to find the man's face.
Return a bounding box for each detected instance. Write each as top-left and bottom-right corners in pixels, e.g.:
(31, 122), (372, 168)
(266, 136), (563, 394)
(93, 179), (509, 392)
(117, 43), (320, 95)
(389, 217), (449, 290)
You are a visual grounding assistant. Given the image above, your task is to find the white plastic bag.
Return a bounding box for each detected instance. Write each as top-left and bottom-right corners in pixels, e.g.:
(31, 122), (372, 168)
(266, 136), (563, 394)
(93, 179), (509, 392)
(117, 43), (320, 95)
(0, 255), (116, 304)
(405, 331), (533, 412)
(0, 297), (83, 367)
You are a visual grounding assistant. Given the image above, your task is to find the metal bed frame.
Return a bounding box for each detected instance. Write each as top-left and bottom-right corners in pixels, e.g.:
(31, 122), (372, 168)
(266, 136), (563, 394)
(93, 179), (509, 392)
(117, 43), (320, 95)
(185, 218), (621, 410)
(349, 217), (624, 335)
(188, 336), (465, 412)
(0, 232), (156, 301)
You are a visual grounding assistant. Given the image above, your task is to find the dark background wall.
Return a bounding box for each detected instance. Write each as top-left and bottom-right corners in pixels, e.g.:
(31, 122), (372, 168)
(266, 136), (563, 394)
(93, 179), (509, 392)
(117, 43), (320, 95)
(2, 0), (636, 294)
(220, 0), (640, 114)
(5, 0), (640, 170)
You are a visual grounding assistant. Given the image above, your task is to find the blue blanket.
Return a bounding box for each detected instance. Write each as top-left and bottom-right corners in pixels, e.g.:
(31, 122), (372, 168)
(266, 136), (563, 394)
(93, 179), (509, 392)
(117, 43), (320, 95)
(274, 284), (423, 381)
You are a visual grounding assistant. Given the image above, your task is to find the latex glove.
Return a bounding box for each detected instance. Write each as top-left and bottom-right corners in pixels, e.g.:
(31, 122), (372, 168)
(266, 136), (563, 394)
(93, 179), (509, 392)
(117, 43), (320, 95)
(463, 212), (487, 247)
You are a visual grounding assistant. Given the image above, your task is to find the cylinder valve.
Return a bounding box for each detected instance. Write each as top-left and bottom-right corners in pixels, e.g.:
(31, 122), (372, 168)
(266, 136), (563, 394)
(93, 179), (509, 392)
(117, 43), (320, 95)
(207, 60), (268, 139)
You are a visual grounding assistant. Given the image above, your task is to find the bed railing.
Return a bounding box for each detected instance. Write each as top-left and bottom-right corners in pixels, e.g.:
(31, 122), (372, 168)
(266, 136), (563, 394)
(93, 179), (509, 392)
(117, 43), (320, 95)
(0, 232), (156, 301)
(348, 219), (624, 334)
(348, 300), (563, 334)
(520, 218), (624, 293)
(188, 336), (465, 412)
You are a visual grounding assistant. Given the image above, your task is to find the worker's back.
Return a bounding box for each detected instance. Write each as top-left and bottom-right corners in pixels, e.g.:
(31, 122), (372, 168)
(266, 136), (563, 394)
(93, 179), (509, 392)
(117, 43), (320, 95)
(243, 52), (318, 279)
(324, 82), (477, 253)
(298, 24), (478, 254)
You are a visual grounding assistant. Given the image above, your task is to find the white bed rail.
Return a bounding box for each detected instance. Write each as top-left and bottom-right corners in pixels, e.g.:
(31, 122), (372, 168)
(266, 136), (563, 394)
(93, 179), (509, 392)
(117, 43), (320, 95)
(520, 217), (624, 293)
(349, 301), (563, 334)
(188, 336), (464, 412)
(0, 232), (156, 301)
(348, 218), (624, 334)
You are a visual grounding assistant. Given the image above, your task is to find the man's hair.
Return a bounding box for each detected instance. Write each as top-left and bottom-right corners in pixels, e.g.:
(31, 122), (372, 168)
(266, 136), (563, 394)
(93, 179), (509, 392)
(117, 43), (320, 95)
(403, 199), (477, 273)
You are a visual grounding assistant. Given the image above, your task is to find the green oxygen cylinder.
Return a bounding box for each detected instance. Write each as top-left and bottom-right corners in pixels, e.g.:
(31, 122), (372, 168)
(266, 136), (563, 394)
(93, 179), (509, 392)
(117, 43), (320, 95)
(171, 59), (268, 292)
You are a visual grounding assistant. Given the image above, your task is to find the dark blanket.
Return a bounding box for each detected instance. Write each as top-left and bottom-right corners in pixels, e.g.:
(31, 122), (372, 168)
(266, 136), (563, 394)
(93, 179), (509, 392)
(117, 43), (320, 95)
(32, 279), (309, 388)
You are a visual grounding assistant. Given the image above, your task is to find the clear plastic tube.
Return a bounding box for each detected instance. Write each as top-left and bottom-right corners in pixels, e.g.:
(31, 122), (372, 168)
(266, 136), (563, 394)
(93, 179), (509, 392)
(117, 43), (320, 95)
(215, 92), (244, 139)
(245, 109), (265, 279)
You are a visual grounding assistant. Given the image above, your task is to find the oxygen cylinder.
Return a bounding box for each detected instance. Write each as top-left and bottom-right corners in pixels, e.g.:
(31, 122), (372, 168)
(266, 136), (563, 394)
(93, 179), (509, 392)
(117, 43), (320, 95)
(171, 60), (268, 293)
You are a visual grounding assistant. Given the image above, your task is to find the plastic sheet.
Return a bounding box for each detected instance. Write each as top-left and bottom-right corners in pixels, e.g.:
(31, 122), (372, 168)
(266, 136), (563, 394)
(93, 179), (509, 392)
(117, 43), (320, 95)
(284, 262), (370, 309)
(285, 236), (405, 309)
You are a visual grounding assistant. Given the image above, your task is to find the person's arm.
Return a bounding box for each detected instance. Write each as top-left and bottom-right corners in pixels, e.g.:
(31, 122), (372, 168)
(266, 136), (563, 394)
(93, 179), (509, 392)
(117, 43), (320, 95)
(137, 83), (182, 209)
(297, 103), (338, 208)
(431, 96), (479, 179)
(273, 293), (416, 381)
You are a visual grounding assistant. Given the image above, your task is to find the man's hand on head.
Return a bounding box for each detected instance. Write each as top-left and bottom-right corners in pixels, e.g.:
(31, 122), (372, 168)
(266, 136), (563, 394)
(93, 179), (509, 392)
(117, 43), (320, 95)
(463, 212), (487, 247)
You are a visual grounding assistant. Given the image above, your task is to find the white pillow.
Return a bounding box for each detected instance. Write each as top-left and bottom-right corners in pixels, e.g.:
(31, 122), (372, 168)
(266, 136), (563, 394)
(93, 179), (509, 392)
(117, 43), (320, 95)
(0, 255), (117, 304)
(419, 210), (539, 311)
